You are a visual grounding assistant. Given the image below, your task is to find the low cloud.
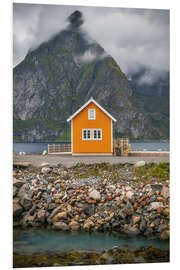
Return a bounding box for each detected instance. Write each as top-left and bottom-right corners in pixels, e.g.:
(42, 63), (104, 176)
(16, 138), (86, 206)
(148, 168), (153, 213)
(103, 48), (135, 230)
(13, 3), (169, 83)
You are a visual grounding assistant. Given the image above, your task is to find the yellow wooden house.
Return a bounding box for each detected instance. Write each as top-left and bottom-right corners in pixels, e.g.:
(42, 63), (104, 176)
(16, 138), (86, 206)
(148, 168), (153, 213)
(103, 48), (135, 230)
(67, 97), (117, 156)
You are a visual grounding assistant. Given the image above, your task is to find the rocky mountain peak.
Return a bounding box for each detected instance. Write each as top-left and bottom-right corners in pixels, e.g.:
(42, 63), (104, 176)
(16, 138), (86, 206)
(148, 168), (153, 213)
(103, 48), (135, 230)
(67, 10), (84, 29)
(13, 11), (169, 142)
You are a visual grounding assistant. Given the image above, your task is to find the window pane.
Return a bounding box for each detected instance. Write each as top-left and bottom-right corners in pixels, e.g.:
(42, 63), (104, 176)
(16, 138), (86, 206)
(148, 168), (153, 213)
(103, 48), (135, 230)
(94, 130), (97, 139)
(98, 130), (101, 139)
(89, 109), (95, 119)
(83, 130), (86, 139)
(88, 130), (90, 138)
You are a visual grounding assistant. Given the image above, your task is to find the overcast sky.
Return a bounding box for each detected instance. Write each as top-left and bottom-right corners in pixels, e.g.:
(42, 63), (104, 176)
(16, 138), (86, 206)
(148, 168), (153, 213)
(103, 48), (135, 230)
(13, 3), (169, 82)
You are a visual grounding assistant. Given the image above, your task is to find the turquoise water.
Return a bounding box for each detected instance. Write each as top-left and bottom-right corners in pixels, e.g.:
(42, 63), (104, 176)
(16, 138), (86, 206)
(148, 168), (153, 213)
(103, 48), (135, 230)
(13, 229), (169, 254)
(13, 141), (169, 154)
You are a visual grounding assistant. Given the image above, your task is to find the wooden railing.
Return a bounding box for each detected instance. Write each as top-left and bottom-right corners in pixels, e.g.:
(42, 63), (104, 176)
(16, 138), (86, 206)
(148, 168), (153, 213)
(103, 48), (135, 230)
(48, 143), (71, 154)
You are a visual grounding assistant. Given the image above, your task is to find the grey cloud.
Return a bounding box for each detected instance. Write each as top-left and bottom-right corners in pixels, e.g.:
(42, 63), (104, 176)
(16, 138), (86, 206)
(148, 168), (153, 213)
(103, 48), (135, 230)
(13, 3), (169, 83)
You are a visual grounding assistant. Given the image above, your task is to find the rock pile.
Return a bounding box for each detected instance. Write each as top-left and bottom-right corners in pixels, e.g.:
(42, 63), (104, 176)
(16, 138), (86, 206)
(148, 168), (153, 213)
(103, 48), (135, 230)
(13, 163), (170, 239)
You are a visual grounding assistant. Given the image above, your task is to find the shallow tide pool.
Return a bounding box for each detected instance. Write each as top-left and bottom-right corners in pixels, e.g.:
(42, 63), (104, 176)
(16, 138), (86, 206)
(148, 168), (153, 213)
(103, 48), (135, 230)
(13, 228), (169, 254)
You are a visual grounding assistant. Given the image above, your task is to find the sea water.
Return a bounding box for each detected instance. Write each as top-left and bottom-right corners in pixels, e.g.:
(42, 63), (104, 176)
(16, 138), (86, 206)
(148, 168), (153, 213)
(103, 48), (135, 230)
(13, 141), (169, 155)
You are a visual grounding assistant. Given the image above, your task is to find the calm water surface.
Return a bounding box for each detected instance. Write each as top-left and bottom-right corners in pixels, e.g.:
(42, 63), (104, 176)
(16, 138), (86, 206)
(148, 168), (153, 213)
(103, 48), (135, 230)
(13, 141), (169, 154)
(13, 229), (169, 254)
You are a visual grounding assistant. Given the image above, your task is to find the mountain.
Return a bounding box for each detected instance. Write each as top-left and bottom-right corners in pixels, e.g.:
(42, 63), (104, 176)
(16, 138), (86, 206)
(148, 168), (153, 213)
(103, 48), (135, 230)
(129, 69), (169, 139)
(13, 10), (169, 142)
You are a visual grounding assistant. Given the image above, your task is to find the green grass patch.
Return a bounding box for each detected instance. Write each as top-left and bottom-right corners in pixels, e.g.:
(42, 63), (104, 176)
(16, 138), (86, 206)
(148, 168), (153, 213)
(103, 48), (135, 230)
(135, 162), (169, 182)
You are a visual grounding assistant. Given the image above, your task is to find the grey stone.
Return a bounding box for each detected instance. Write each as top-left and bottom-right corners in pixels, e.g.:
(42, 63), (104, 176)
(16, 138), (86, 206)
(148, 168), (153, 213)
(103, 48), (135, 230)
(148, 202), (164, 211)
(89, 190), (101, 201)
(52, 221), (69, 231)
(69, 221), (80, 231)
(13, 186), (18, 197)
(37, 209), (46, 223)
(41, 167), (51, 174)
(125, 226), (140, 235)
(17, 183), (30, 198)
(139, 217), (146, 232)
(151, 184), (163, 193)
(134, 161), (146, 168)
(117, 209), (127, 219)
(13, 202), (23, 217)
(106, 185), (116, 193)
(161, 185), (169, 199)
(13, 178), (25, 188)
(84, 204), (95, 216)
(20, 194), (32, 210)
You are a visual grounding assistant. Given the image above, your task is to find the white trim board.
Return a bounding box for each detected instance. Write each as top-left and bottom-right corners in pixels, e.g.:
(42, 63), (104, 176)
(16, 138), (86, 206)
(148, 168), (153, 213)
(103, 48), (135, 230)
(67, 97), (117, 122)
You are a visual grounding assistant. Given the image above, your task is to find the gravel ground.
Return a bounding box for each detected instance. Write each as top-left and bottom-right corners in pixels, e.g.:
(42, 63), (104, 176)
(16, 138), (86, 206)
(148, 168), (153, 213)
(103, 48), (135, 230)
(13, 155), (169, 168)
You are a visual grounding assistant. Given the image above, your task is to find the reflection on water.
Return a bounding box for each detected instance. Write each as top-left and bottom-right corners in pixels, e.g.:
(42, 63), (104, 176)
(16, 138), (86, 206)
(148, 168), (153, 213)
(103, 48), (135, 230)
(13, 228), (169, 254)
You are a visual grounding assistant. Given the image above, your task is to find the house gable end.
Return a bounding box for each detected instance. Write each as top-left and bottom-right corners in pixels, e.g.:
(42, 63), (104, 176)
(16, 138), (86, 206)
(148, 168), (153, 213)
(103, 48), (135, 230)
(67, 98), (117, 122)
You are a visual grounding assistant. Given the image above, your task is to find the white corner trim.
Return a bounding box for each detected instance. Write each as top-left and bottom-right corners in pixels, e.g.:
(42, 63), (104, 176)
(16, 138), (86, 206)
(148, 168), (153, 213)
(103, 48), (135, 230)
(71, 120), (73, 153)
(67, 97), (117, 122)
(111, 120), (113, 153)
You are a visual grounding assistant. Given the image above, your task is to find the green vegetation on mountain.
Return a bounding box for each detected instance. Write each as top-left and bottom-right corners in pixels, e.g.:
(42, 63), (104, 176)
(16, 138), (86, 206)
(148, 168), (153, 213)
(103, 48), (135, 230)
(13, 11), (169, 142)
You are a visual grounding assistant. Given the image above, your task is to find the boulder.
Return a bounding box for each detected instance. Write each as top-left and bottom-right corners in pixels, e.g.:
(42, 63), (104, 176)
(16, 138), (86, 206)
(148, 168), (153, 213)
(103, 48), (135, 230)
(41, 167), (51, 174)
(83, 220), (95, 230)
(24, 215), (35, 225)
(40, 162), (49, 168)
(126, 191), (134, 200)
(117, 209), (127, 219)
(106, 185), (116, 193)
(151, 184), (163, 193)
(124, 201), (134, 215)
(47, 206), (62, 222)
(161, 185), (169, 199)
(132, 215), (141, 224)
(13, 178), (25, 188)
(89, 190), (101, 201)
(139, 217), (146, 232)
(13, 186), (18, 197)
(134, 161), (146, 168)
(124, 226), (140, 235)
(13, 202), (23, 217)
(52, 221), (69, 231)
(42, 150), (47, 155)
(51, 211), (67, 223)
(37, 209), (46, 223)
(69, 221), (80, 231)
(17, 183), (30, 198)
(148, 202), (164, 211)
(20, 194), (32, 210)
(84, 204), (95, 216)
(160, 230), (169, 240)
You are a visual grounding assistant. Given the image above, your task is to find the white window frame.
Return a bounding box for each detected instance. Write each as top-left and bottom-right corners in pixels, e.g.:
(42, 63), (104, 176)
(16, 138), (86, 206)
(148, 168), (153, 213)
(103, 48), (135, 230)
(88, 109), (96, 120)
(82, 129), (102, 140)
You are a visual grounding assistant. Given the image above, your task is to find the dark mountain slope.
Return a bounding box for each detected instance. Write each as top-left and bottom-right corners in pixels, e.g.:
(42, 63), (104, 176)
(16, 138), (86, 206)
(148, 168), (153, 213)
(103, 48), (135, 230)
(13, 11), (168, 142)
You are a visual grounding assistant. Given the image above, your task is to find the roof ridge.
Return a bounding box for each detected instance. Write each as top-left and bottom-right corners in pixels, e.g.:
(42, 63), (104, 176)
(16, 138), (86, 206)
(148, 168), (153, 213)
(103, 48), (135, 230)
(67, 98), (117, 122)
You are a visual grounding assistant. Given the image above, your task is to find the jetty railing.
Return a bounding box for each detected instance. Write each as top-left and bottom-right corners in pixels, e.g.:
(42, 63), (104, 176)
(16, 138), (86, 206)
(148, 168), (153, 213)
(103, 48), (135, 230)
(48, 143), (71, 154)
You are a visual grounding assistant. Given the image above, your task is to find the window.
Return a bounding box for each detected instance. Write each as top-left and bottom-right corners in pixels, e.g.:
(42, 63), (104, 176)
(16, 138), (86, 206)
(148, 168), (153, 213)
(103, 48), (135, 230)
(97, 129), (102, 139)
(82, 129), (102, 140)
(88, 109), (96, 120)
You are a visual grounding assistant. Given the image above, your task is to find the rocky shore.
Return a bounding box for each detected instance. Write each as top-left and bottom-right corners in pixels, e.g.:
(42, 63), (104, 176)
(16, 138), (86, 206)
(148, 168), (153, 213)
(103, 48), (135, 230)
(13, 245), (169, 267)
(13, 162), (170, 240)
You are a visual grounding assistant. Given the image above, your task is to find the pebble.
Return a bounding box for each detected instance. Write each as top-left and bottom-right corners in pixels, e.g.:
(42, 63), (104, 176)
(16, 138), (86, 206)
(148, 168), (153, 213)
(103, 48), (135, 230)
(12, 163), (169, 238)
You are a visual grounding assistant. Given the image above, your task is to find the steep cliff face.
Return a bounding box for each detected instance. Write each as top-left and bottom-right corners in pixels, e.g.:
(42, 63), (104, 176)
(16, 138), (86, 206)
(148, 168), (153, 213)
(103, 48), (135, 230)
(13, 11), (168, 142)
